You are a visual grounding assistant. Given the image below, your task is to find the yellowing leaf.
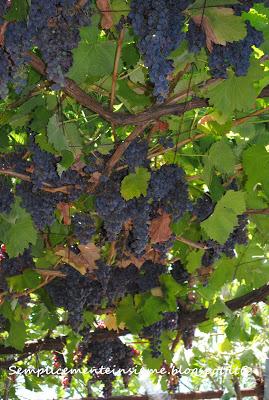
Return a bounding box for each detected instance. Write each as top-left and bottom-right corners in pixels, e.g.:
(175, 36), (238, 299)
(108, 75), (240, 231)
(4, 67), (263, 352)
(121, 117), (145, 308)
(104, 314), (126, 331)
(151, 287), (164, 297)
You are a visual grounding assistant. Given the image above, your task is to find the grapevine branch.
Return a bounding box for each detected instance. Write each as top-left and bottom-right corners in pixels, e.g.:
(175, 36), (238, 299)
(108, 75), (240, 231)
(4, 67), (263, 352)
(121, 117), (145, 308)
(28, 53), (269, 126)
(1, 283), (269, 356)
(69, 385), (263, 399)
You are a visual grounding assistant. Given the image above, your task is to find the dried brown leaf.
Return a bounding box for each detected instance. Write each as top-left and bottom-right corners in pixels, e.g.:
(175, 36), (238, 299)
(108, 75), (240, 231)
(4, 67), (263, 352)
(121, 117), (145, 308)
(57, 202), (71, 225)
(55, 243), (100, 275)
(0, 22), (9, 47)
(149, 212), (172, 244)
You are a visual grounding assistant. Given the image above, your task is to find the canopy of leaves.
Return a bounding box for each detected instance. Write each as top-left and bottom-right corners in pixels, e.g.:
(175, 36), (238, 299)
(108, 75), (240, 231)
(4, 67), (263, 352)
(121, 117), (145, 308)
(0, 1), (269, 399)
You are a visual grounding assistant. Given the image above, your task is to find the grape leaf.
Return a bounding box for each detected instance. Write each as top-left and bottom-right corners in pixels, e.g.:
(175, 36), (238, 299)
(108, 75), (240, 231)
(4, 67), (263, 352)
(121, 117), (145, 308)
(4, 0), (28, 21)
(201, 191), (246, 244)
(0, 198), (37, 257)
(208, 140), (236, 175)
(7, 270), (41, 292)
(204, 8), (247, 45)
(117, 295), (143, 334)
(7, 319), (27, 351)
(47, 114), (69, 152)
(149, 212), (172, 244)
(68, 41), (119, 84)
(186, 250), (203, 273)
(121, 167), (151, 201)
(55, 243), (100, 275)
(242, 144), (269, 197)
(205, 64), (265, 117)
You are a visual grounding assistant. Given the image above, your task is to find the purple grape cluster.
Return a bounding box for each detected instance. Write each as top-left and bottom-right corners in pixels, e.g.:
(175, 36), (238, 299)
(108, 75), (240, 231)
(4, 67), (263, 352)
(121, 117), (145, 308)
(72, 212), (96, 244)
(0, 176), (14, 214)
(80, 331), (134, 398)
(127, 197), (151, 256)
(0, 314), (8, 333)
(95, 170), (129, 241)
(0, 149), (30, 173)
(186, 19), (206, 54)
(208, 21), (264, 78)
(171, 260), (190, 284)
(0, 0), (91, 97)
(0, 249), (35, 277)
(149, 164), (192, 220)
(142, 312), (178, 357)
(123, 139), (149, 171)
(46, 261), (166, 330)
(193, 195), (215, 222)
(16, 181), (62, 230)
(28, 0), (91, 85)
(159, 136), (174, 149)
(129, 0), (194, 102)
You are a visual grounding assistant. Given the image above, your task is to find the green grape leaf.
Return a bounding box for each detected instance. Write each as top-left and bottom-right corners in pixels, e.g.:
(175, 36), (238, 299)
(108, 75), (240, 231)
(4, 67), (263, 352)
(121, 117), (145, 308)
(242, 144), (269, 197)
(117, 295), (143, 334)
(0, 198), (37, 257)
(208, 140), (236, 174)
(7, 270), (41, 292)
(47, 114), (69, 152)
(4, 0), (28, 21)
(7, 319), (27, 351)
(207, 298), (233, 319)
(186, 250), (203, 273)
(201, 191), (246, 244)
(68, 41), (119, 84)
(205, 63), (265, 117)
(120, 167), (151, 201)
(139, 296), (166, 326)
(203, 8), (247, 44)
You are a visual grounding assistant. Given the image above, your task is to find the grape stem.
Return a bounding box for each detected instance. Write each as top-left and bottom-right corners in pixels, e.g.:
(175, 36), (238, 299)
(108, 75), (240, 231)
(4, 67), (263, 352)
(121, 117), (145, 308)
(176, 236), (209, 250)
(0, 169), (78, 194)
(110, 28), (125, 112)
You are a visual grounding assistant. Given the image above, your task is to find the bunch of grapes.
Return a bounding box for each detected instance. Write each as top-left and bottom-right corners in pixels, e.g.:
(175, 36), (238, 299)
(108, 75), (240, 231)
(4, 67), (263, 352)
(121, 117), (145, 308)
(95, 170), (129, 241)
(72, 213), (96, 244)
(79, 330), (134, 398)
(0, 314), (8, 333)
(123, 138), (149, 171)
(0, 249), (35, 277)
(170, 261), (190, 284)
(129, 0), (194, 102)
(28, 0), (91, 85)
(193, 194), (215, 222)
(208, 21), (264, 78)
(142, 312), (178, 357)
(149, 164), (192, 220)
(0, 0), (91, 97)
(0, 176), (14, 214)
(46, 261), (166, 330)
(16, 182), (62, 230)
(232, 0), (265, 15)
(0, 149), (30, 173)
(186, 19), (206, 54)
